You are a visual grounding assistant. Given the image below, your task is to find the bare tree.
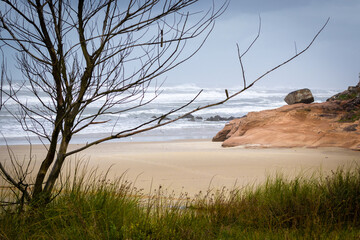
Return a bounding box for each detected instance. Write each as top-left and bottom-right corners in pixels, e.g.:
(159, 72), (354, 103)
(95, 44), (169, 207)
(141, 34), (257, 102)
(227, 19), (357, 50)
(0, 0), (328, 208)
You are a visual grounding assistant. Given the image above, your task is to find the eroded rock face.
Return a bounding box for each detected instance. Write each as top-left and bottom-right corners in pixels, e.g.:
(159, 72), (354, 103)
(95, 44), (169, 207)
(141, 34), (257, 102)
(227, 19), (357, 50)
(212, 122), (234, 141)
(284, 88), (314, 105)
(213, 100), (360, 150)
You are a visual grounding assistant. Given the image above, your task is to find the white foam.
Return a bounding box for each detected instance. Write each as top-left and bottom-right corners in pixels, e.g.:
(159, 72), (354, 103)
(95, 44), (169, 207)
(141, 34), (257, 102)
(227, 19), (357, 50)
(0, 84), (339, 145)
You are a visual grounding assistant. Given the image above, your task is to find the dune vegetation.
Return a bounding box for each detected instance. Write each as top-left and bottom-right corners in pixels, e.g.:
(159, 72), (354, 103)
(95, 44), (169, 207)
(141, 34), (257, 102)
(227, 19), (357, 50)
(1, 163), (359, 240)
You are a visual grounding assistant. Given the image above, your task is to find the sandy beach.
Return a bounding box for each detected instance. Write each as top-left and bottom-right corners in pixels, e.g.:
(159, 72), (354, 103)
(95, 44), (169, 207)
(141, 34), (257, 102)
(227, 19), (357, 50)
(1, 140), (359, 197)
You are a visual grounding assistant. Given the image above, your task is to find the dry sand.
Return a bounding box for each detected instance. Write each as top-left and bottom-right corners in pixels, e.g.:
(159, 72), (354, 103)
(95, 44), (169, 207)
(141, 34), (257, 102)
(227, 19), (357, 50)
(1, 140), (359, 197)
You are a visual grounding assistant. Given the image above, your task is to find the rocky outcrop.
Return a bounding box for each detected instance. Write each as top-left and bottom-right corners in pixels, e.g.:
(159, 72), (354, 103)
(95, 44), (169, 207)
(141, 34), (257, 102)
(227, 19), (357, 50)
(213, 93), (360, 150)
(183, 114), (195, 121)
(212, 121), (235, 141)
(327, 85), (360, 102)
(284, 88), (314, 105)
(206, 115), (236, 122)
(180, 114), (235, 122)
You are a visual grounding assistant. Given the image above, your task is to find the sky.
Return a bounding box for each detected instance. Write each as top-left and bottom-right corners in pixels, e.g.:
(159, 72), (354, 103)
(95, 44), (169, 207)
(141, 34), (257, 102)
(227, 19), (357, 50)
(1, 0), (359, 91)
(166, 0), (360, 91)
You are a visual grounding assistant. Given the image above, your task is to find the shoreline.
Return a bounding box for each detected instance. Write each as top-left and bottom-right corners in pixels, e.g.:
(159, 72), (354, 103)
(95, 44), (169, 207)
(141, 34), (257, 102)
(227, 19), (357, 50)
(1, 139), (359, 197)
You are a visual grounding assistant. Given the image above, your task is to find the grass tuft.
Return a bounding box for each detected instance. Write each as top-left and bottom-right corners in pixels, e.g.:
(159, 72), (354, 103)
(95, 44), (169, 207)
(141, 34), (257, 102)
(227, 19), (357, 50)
(1, 164), (360, 239)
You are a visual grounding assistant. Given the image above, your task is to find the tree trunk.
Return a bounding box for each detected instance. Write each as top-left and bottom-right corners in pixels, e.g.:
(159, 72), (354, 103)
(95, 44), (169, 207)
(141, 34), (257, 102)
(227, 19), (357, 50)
(34, 137), (70, 204)
(32, 124), (61, 198)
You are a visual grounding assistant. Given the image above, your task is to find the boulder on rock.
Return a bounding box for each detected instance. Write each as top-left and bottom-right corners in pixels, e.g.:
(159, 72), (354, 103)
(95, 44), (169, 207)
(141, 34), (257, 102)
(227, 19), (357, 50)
(284, 88), (314, 105)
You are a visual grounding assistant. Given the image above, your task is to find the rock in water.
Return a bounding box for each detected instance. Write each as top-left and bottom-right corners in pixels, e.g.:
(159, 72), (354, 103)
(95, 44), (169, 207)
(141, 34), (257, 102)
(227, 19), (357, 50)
(206, 115), (236, 121)
(284, 88), (314, 105)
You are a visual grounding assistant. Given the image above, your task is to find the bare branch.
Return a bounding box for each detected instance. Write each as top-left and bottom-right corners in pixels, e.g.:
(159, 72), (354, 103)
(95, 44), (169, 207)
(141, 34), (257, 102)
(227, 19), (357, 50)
(247, 17), (330, 88)
(237, 43), (247, 89)
(66, 17), (329, 156)
(241, 14), (262, 58)
(237, 15), (262, 89)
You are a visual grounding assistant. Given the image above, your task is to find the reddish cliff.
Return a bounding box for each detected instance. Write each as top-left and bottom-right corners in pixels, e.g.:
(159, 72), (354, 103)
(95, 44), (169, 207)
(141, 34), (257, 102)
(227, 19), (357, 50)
(213, 90), (360, 150)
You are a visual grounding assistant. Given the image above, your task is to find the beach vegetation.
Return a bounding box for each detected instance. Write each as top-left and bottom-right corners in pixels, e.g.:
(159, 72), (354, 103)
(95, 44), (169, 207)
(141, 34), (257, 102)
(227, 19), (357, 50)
(337, 92), (358, 101)
(340, 110), (360, 123)
(0, 165), (359, 239)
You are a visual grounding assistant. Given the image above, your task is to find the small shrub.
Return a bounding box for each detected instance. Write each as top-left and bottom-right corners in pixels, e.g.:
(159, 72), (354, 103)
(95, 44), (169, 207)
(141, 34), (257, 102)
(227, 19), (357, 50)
(337, 92), (358, 101)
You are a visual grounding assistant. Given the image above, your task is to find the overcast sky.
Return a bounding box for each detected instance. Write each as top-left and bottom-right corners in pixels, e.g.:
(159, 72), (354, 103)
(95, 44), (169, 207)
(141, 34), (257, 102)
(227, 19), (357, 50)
(166, 0), (360, 90)
(2, 1), (359, 91)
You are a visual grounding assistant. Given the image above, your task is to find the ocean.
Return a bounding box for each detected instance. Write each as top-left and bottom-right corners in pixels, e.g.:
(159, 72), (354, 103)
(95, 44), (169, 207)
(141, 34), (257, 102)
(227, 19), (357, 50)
(0, 83), (338, 145)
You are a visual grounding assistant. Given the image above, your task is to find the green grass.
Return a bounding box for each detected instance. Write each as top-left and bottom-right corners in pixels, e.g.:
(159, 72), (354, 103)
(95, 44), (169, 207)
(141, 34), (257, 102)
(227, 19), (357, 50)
(337, 92), (358, 101)
(1, 165), (360, 239)
(340, 110), (360, 122)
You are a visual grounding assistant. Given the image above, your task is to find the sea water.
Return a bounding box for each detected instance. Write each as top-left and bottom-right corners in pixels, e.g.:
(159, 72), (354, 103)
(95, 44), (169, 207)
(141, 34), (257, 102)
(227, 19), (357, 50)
(0, 83), (338, 145)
